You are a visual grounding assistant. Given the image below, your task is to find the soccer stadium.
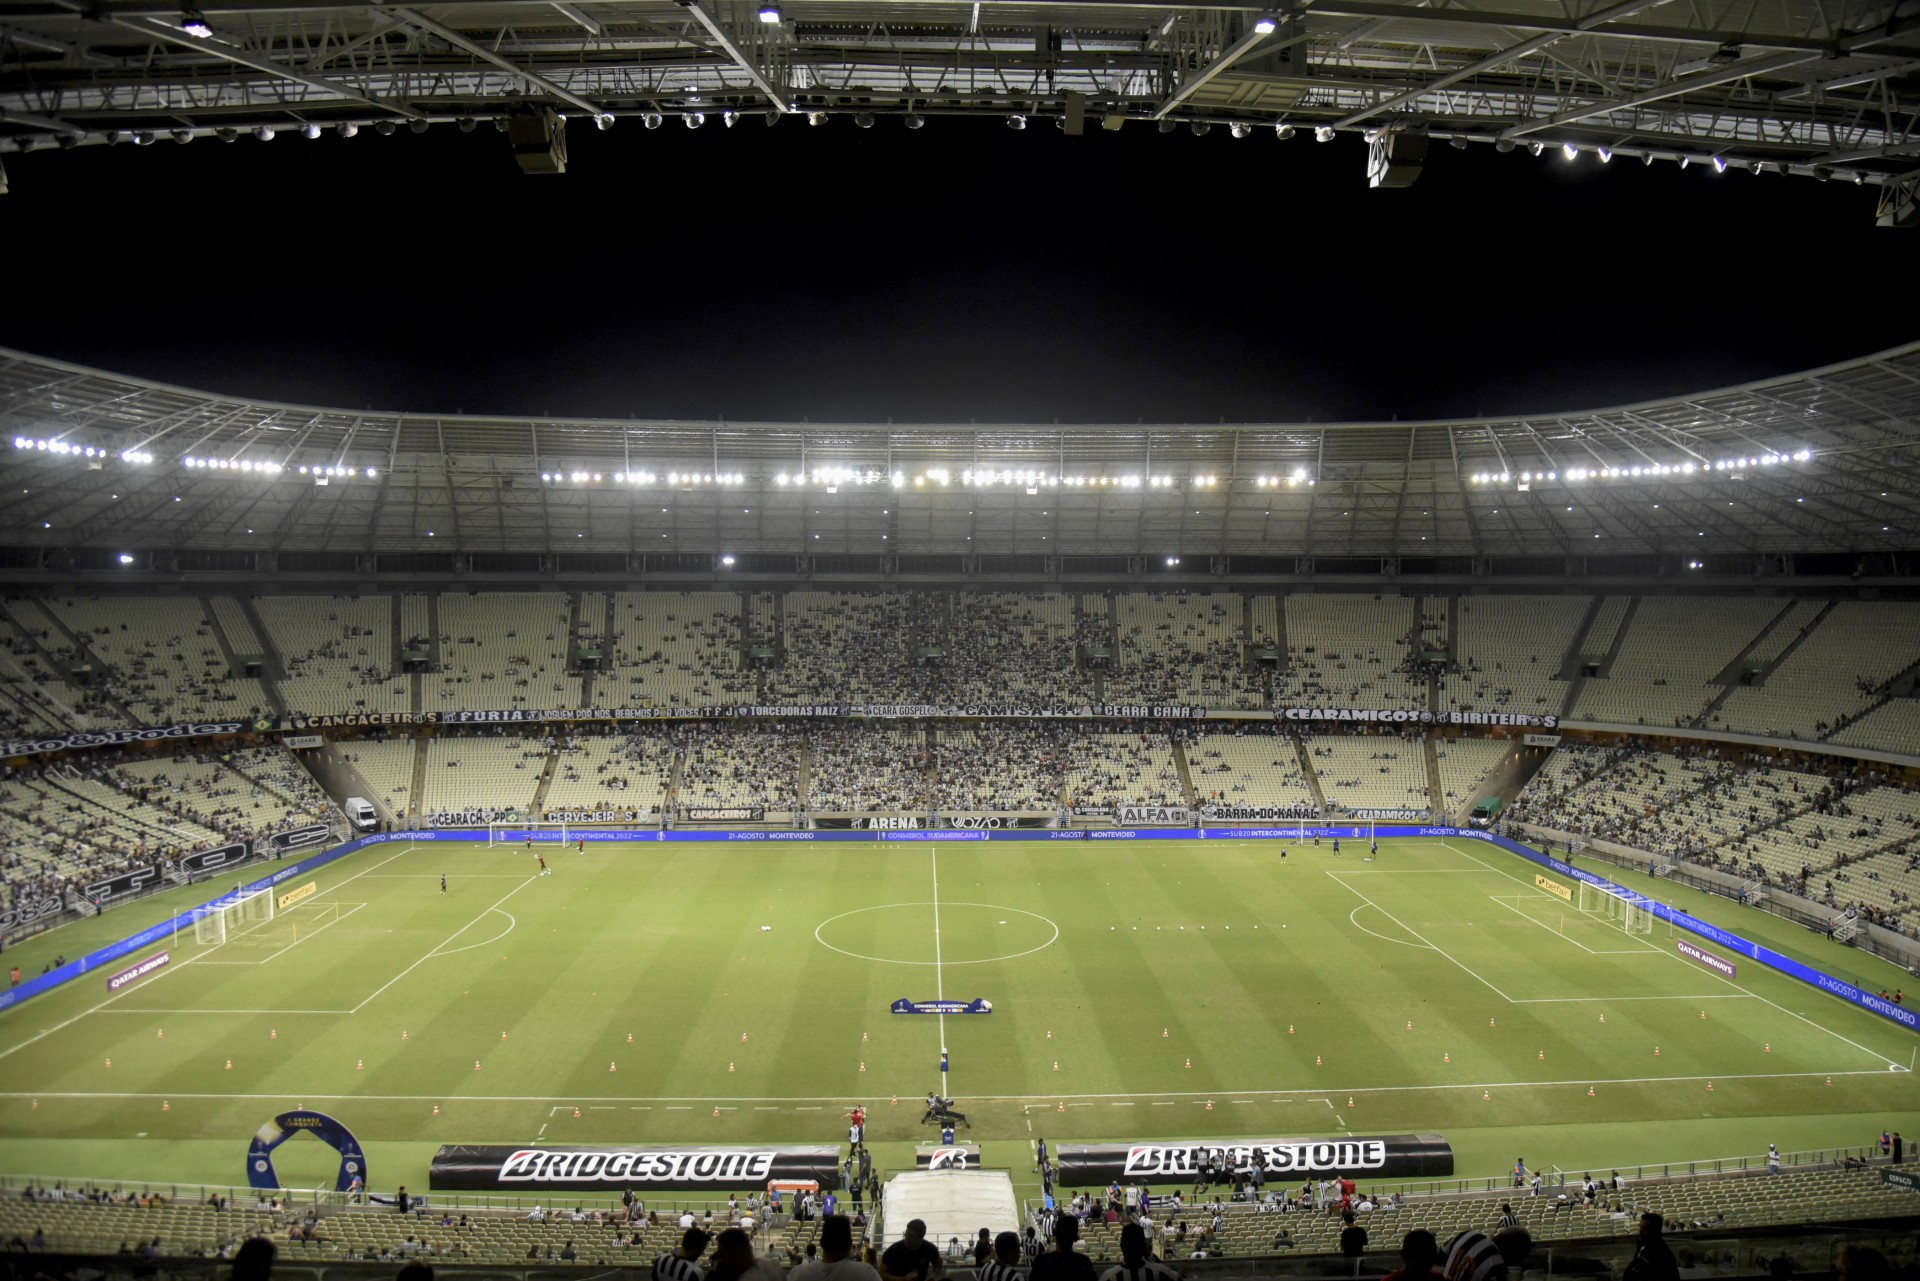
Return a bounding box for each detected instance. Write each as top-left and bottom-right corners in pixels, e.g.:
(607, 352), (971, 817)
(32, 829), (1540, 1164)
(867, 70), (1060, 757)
(4, 0), (1920, 1271)
(2, 333), (1918, 1278)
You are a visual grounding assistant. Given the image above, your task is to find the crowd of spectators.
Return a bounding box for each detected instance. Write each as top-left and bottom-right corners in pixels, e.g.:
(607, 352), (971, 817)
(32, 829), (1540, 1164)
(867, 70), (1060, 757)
(676, 722), (803, 812)
(932, 724), (1071, 810)
(805, 724), (930, 811)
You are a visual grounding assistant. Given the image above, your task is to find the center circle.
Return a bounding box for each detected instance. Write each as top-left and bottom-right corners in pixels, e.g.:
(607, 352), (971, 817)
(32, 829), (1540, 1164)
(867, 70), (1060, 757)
(814, 901), (1060, 966)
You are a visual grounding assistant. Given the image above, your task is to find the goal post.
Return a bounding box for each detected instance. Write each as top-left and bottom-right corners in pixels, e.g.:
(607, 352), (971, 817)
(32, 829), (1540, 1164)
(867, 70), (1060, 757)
(193, 887), (274, 947)
(1624, 899), (1655, 935)
(487, 821), (569, 846)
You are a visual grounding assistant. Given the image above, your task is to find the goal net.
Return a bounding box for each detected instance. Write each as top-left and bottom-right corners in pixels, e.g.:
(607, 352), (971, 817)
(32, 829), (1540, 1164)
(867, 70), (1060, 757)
(194, 888), (274, 946)
(1624, 900), (1656, 935)
(488, 821), (570, 846)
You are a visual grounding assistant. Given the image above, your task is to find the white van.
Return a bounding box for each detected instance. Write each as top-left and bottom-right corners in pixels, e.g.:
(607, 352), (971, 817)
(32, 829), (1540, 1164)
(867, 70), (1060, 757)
(343, 797), (378, 830)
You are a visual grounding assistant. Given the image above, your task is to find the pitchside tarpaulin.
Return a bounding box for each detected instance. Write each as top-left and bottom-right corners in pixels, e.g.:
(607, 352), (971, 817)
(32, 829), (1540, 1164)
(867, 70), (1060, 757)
(430, 1145), (843, 1193)
(1055, 1135), (1456, 1185)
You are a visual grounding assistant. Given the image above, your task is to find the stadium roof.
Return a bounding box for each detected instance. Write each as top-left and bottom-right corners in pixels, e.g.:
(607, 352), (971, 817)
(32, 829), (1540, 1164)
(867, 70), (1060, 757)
(3, 341), (1918, 563)
(0, 0), (1916, 216)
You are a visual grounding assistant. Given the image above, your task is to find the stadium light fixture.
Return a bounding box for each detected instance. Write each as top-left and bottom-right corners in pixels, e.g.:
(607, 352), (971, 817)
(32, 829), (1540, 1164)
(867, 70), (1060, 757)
(1007, 114), (1027, 130)
(118, 553), (136, 565)
(180, 9), (213, 37)
(685, 112), (705, 128)
(1314, 126), (1335, 142)
(1562, 143), (1578, 160)
(1190, 121), (1210, 136)
(721, 554), (737, 567)
(1230, 123), (1251, 139)
(853, 112), (874, 129)
(338, 122), (359, 138)
(1597, 148), (1612, 163)
(302, 122), (322, 140)
(1166, 556), (1181, 567)
(643, 112), (665, 129)
(807, 112), (827, 126)
(1712, 155), (1728, 173)
(1253, 14), (1277, 33)
(758, 1), (781, 21)
(1275, 123), (1295, 140)
(171, 130), (194, 144)
(904, 113), (925, 130)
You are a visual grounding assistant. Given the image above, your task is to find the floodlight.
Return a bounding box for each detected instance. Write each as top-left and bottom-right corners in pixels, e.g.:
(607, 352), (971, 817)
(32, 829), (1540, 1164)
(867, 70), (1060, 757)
(1449, 136), (1468, 149)
(853, 111), (874, 128)
(758, 2), (781, 21)
(255, 125), (274, 141)
(643, 112), (664, 129)
(375, 119), (397, 135)
(1597, 148), (1611, 163)
(1274, 123), (1295, 140)
(339, 122), (359, 137)
(1190, 121), (1210, 136)
(1230, 122), (1251, 138)
(721, 554), (737, 567)
(135, 131), (156, 146)
(1495, 138), (1515, 152)
(1528, 142), (1543, 156)
(1166, 556), (1181, 567)
(1007, 113), (1027, 130)
(807, 111), (826, 126)
(1157, 119), (1177, 134)
(117, 553), (135, 565)
(1314, 126), (1334, 142)
(408, 117), (428, 134)
(172, 129), (194, 144)
(302, 122), (322, 139)
(180, 9), (213, 37)
(724, 110), (740, 127)
(1711, 155), (1727, 173)
(1253, 14), (1277, 32)
(904, 113), (924, 130)
(1562, 142), (1578, 160)
(685, 111), (705, 128)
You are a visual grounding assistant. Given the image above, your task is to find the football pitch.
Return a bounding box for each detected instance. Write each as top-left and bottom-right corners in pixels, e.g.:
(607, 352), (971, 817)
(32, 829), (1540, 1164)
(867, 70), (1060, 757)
(2, 835), (1916, 1196)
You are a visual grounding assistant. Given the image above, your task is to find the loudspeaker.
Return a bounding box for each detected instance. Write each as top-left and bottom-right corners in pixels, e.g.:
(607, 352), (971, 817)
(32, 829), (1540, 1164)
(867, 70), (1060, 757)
(506, 106), (568, 175)
(1367, 130), (1428, 188)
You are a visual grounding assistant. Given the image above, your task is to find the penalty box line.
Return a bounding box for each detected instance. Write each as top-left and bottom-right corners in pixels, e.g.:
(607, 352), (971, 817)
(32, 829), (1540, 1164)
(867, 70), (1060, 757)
(0, 843), (420, 1060)
(1440, 839), (1903, 1068)
(348, 874), (539, 1014)
(2, 1064), (1897, 1108)
(1328, 871), (1515, 1002)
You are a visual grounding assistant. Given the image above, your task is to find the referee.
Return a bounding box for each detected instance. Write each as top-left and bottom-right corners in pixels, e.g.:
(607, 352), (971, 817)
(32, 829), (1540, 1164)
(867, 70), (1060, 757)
(655, 1228), (711, 1281)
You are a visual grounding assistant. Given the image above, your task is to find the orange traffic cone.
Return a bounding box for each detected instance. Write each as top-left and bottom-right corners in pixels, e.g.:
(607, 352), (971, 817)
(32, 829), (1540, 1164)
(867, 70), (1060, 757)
(1444, 1053), (1450, 1063)
(1056, 1101), (1064, 1113)
(627, 1033), (634, 1043)
(1482, 1090), (1490, 1101)
(1655, 1047), (1661, 1057)
(1700, 1010), (1707, 1020)
(1047, 1030), (1053, 1040)
(1347, 1097), (1355, 1108)
(104, 1059), (111, 1069)
(402, 1031), (409, 1041)
(1707, 1081), (1714, 1091)
(1163, 1028), (1169, 1038)
(742, 1032), (749, 1042)
(1537, 1050), (1545, 1060)
(357, 1059), (365, 1071)
(729, 1062), (736, 1072)
(859, 1062), (866, 1072)
(1053, 1061), (1060, 1072)
(30, 1099), (38, 1109)
(271, 1029), (278, 1039)
(1406, 1021), (1412, 1031)
(433, 1105), (440, 1116)
(501, 1031), (508, 1041)
(891, 1094), (897, 1105)
(474, 1060), (481, 1071)
(1288, 1024), (1295, 1034)
(863, 1031), (869, 1042)
(1489, 1018), (1496, 1028)
(1315, 1055), (1322, 1066)
(1826, 1077), (1832, 1086)
(1599, 1015), (1605, 1024)
(609, 1061), (617, 1072)
(1205, 1100), (1213, 1111)
(1185, 1058), (1191, 1069)
(714, 1106), (721, 1117)
(157, 1029), (164, 1039)
(574, 1107), (582, 1118)
(225, 1059), (233, 1070)
(1764, 1042), (1771, 1053)
(1588, 1086), (1595, 1097)
(162, 1101), (170, 1112)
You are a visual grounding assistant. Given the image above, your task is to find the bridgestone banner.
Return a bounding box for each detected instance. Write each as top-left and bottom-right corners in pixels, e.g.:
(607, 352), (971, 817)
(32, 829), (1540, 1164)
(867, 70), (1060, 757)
(429, 1145), (843, 1192)
(1054, 1135), (1454, 1184)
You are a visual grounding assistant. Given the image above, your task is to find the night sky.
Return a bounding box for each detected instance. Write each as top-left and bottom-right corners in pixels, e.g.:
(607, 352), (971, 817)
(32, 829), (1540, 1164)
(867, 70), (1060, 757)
(2, 118), (1915, 425)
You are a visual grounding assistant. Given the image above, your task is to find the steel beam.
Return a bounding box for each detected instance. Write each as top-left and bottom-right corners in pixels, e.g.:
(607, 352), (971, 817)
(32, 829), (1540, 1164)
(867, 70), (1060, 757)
(380, 6), (607, 118)
(681, 0), (790, 113)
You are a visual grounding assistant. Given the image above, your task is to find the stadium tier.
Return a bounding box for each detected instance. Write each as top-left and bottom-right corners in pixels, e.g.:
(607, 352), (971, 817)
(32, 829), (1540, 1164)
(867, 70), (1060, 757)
(1187, 727), (1320, 813)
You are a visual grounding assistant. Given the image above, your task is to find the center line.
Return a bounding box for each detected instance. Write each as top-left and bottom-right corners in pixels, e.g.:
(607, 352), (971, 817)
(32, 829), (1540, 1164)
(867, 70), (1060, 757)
(933, 847), (947, 1095)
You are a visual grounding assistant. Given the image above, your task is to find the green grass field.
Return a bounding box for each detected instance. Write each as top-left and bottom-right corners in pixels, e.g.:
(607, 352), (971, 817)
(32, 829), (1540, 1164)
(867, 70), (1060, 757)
(2, 834), (1916, 1198)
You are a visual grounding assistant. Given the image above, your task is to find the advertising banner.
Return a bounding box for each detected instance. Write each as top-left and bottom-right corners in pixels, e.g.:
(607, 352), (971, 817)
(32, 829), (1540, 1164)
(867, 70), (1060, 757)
(1676, 938), (1737, 979)
(277, 882), (319, 911)
(247, 1110), (368, 1192)
(0, 719), (252, 759)
(1534, 874), (1572, 902)
(81, 863), (169, 907)
(1202, 804), (1320, 821)
(1055, 1135), (1454, 1184)
(1522, 734), (1562, 747)
(106, 950), (169, 991)
(429, 1144), (843, 1192)
(891, 998), (993, 1015)
(283, 735), (325, 749)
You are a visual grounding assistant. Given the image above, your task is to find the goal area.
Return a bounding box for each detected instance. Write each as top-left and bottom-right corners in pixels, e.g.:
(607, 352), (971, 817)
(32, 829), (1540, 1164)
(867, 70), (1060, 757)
(193, 888), (274, 946)
(1577, 881), (1657, 934)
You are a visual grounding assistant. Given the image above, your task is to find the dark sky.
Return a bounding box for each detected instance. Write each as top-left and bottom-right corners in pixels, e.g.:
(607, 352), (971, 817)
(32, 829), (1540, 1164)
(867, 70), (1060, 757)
(2, 118), (1914, 425)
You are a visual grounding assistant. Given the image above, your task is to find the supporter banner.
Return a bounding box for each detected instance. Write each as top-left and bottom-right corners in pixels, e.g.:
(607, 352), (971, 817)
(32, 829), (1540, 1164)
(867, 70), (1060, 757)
(1885, 1169), (1920, 1192)
(106, 950), (169, 991)
(892, 998), (993, 1015)
(82, 863), (169, 907)
(278, 882), (319, 911)
(736, 704), (1208, 720)
(1117, 805), (1191, 826)
(818, 816), (927, 830)
(1523, 734), (1562, 747)
(1274, 708), (1559, 728)
(682, 807), (765, 823)
(917, 1146), (983, 1170)
(264, 824), (333, 856)
(429, 1144), (842, 1192)
(283, 735), (325, 749)
(180, 843), (250, 875)
(1535, 874), (1573, 902)
(543, 809), (648, 823)
(0, 890), (65, 935)
(1342, 808), (1429, 820)
(1073, 806), (1113, 818)
(1202, 804), (1319, 821)
(1677, 937), (1738, 979)
(1055, 1135), (1454, 1184)
(0, 719), (252, 759)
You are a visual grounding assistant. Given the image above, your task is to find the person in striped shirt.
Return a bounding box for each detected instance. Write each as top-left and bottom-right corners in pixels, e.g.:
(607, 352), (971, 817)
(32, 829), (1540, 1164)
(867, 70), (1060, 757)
(789, 1216), (878, 1281)
(655, 1228), (712, 1281)
(979, 1232), (1026, 1281)
(1096, 1224), (1180, 1281)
